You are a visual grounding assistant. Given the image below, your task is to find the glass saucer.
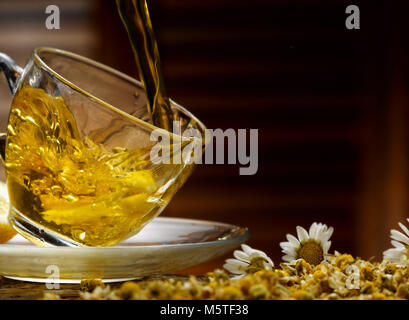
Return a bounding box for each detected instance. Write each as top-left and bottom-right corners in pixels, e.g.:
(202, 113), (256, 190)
(0, 217), (248, 283)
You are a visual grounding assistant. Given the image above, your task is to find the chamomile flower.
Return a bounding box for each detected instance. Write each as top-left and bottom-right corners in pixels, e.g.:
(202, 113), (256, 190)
(223, 244), (274, 276)
(383, 219), (409, 267)
(280, 222), (334, 265)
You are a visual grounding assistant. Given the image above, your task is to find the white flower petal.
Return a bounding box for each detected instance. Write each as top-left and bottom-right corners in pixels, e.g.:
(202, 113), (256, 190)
(225, 258), (248, 267)
(391, 230), (409, 245)
(233, 250), (250, 263)
(279, 242), (292, 250)
(296, 226), (309, 243)
(280, 241), (297, 251)
(383, 246), (407, 266)
(282, 254), (296, 263)
(309, 223), (317, 239)
(240, 244), (253, 255)
(318, 224), (327, 239)
(223, 259), (248, 274)
(325, 226), (334, 240)
(317, 229), (327, 244)
(384, 248), (404, 257)
(248, 248), (270, 259)
(391, 240), (405, 249)
(280, 245), (296, 257)
(398, 222), (409, 238)
(286, 234), (300, 246)
(322, 240), (331, 253)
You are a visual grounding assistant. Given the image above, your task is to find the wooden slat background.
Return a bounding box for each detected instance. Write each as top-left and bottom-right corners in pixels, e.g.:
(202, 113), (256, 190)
(1, 0), (409, 274)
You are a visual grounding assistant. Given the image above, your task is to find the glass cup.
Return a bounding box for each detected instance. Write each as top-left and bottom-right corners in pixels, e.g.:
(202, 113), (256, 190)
(0, 47), (206, 247)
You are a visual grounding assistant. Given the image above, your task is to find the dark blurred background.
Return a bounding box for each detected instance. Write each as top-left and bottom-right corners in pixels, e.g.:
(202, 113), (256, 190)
(1, 0), (409, 273)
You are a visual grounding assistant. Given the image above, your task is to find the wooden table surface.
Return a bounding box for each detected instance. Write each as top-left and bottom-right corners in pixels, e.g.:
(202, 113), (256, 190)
(0, 277), (121, 300)
(0, 257), (227, 300)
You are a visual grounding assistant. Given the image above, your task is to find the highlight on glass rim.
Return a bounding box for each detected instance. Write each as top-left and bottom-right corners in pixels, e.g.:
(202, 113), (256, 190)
(0, 0), (408, 305)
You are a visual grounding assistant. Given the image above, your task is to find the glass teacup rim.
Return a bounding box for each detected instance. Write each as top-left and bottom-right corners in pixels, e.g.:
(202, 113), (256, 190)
(31, 47), (205, 142)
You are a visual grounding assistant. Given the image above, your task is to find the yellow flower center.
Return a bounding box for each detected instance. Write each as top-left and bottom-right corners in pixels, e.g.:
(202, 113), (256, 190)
(297, 241), (324, 266)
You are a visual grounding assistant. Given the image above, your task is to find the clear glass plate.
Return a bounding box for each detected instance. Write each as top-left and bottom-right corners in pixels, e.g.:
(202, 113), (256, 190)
(0, 217), (248, 283)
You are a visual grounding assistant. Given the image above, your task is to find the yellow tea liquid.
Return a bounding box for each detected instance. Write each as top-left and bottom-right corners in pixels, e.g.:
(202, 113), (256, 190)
(5, 86), (188, 246)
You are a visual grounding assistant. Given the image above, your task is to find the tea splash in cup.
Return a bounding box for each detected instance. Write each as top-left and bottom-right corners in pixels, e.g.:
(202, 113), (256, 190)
(0, 48), (205, 246)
